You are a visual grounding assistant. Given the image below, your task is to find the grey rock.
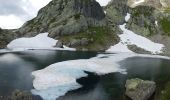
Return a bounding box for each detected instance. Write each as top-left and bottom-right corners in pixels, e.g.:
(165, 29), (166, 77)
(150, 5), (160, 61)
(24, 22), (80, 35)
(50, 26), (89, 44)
(125, 78), (156, 100)
(81, 38), (89, 45)
(18, 0), (107, 38)
(69, 39), (81, 47)
(55, 41), (63, 48)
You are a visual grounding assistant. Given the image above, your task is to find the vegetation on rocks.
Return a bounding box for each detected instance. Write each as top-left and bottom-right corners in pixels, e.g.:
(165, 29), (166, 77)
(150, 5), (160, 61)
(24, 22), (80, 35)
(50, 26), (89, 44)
(160, 18), (170, 36)
(159, 82), (170, 100)
(59, 26), (119, 51)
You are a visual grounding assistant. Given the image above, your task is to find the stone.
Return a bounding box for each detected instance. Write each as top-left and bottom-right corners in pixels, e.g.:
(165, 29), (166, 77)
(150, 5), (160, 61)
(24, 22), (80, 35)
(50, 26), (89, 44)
(125, 78), (156, 100)
(81, 38), (89, 45)
(55, 41), (63, 48)
(69, 39), (81, 47)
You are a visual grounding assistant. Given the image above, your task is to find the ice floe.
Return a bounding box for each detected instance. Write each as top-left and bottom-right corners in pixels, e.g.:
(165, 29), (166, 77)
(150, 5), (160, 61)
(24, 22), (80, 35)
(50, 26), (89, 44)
(31, 52), (170, 100)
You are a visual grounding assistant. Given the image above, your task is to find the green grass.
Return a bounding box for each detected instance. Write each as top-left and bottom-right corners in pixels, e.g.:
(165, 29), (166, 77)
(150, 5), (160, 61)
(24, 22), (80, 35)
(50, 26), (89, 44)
(164, 7), (170, 13)
(60, 26), (119, 51)
(160, 18), (170, 36)
(159, 82), (170, 100)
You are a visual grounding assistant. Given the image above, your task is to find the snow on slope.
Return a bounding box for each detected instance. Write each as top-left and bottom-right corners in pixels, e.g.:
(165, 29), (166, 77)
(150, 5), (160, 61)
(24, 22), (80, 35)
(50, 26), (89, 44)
(129, 0), (145, 8)
(31, 53), (170, 100)
(107, 13), (164, 54)
(7, 33), (75, 51)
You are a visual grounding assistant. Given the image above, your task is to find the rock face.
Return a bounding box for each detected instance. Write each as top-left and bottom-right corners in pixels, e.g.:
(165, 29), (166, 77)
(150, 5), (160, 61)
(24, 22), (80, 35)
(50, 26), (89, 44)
(18, 0), (107, 38)
(127, 0), (170, 10)
(105, 0), (129, 34)
(125, 78), (156, 100)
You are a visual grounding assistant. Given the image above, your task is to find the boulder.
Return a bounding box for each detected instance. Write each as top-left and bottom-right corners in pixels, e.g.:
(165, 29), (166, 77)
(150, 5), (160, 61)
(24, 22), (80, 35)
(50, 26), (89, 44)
(81, 38), (89, 45)
(125, 78), (156, 100)
(55, 41), (63, 48)
(69, 39), (81, 47)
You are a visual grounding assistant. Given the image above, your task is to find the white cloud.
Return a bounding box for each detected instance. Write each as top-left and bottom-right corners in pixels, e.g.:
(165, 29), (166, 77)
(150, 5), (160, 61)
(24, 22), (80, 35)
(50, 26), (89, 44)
(0, 15), (24, 29)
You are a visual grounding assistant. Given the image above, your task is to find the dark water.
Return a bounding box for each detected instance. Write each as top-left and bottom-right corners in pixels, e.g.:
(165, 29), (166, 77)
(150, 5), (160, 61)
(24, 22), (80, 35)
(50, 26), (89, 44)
(0, 50), (170, 100)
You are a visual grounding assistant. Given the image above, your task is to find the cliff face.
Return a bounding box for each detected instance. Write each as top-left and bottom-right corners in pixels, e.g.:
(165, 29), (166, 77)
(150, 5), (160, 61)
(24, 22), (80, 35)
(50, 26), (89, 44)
(18, 0), (107, 39)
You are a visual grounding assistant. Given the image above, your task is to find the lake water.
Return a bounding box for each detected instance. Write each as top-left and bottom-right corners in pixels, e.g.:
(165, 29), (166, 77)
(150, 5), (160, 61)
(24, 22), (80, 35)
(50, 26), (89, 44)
(0, 50), (170, 100)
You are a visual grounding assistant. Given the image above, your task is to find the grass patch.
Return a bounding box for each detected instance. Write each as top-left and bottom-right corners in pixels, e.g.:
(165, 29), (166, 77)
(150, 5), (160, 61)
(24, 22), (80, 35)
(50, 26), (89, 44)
(164, 7), (170, 13)
(160, 18), (170, 36)
(159, 82), (170, 100)
(60, 27), (119, 51)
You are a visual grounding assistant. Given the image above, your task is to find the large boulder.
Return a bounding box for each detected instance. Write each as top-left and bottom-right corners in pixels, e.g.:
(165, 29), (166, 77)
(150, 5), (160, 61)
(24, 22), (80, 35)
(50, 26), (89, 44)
(125, 78), (156, 100)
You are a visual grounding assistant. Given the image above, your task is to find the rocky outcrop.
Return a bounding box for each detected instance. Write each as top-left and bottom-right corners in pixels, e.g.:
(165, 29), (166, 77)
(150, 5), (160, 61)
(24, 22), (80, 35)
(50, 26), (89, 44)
(127, 0), (170, 10)
(18, 0), (107, 38)
(105, 0), (129, 34)
(0, 90), (41, 100)
(125, 78), (156, 100)
(0, 29), (18, 49)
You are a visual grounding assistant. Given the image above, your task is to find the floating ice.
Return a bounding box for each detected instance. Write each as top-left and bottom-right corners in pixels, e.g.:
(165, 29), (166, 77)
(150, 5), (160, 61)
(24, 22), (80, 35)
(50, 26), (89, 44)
(31, 53), (170, 100)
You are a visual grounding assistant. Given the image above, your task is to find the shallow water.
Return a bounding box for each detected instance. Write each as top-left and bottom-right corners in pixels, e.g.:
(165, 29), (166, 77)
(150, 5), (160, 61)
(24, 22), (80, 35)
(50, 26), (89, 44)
(0, 50), (170, 100)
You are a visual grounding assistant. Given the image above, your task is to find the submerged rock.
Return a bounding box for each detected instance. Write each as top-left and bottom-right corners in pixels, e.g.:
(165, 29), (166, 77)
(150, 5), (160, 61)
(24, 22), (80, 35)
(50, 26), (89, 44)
(0, 90), (41, 100)
(125, 78), (156, 100)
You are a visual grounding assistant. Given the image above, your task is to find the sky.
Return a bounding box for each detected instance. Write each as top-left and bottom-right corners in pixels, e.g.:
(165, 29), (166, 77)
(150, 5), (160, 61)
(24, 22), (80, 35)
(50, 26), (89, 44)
(0, 0), (111, 29)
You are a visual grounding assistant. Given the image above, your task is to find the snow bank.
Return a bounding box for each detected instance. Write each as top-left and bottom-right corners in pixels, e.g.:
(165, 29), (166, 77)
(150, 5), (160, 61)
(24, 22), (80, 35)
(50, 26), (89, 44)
(107, 13), (164, 54)
(7, 33), (76, 51)
(7, 33), (57, 49)
(119, 24), (164, 54)
(106, 42), (133, 53)
(31, 53), (170, 100)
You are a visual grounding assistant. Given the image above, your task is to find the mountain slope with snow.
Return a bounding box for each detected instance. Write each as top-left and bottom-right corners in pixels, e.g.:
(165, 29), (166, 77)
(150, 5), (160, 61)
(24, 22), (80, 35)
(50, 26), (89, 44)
(107, 13), (164, 54)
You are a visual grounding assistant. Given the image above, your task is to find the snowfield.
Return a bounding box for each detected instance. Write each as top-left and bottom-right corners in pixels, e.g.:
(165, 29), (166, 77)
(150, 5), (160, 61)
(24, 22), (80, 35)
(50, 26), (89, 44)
(7, 33), (75, 51)
(107, 13), (164, 54)
(31, 53), (170, 100)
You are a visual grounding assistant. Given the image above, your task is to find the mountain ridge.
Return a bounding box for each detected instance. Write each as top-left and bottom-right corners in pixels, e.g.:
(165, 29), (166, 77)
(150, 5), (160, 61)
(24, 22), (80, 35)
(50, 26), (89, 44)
(0, 0), (170, 54)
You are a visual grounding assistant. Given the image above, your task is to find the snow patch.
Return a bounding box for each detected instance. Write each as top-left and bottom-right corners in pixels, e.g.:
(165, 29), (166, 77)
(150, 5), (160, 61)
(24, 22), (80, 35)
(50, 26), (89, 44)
(130, 0), (145, 7)
(107, 13), (164, 54)
(106, 42), (133, 53)
(125, 13), (131, 22)
(155, 21), (158, 26)
(31, 53), (170, 100)
(7, 33), (76, 51)
(7, 33), (57, 49)
(119, 24), (164, 54)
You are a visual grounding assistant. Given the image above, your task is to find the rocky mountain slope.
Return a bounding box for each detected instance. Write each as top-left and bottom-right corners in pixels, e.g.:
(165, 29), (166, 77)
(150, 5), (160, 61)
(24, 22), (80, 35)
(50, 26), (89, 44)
(0, 0), (170, 54)
(15, 0), (119, 51)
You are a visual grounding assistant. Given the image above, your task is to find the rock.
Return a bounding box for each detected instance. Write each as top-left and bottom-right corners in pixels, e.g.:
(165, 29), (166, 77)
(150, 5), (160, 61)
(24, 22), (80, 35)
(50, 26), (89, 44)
(125, 78), (156, 100)
(6, 89), (41, 100)
(81, 38), (89, 45)
(18, 0), (107, 38)
(69, 39), (81, 47)
(55, 41), (63, 48)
